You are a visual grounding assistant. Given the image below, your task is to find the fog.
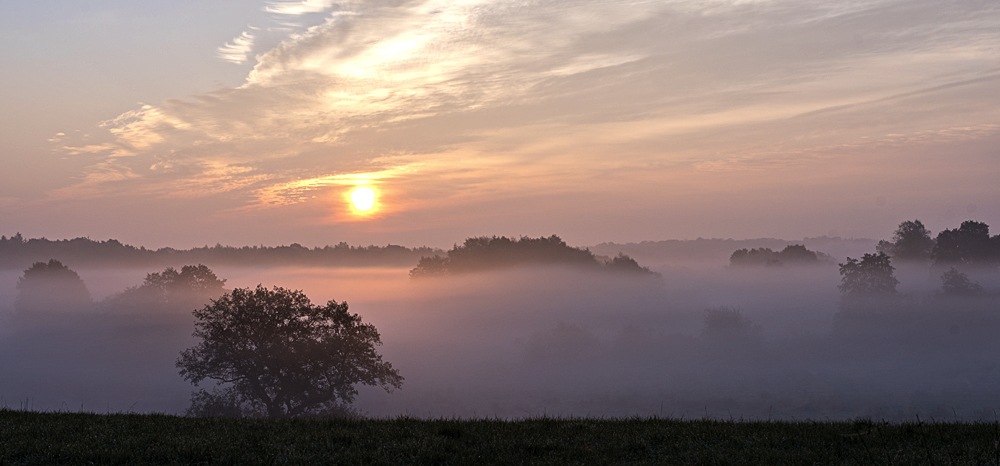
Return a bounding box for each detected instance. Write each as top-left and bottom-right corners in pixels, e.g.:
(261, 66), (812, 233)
(1, 260), (999, 420)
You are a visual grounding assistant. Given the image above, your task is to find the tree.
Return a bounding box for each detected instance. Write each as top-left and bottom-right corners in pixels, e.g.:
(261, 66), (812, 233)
(603, 253), (657, 275)
(15, 259), (91, 315)
(838, 252), (898, 301)
(176, 285), (402, 418)
(939, 267), (984, 297)
(104, 264), (226, 314)
(932, 221), (997, 267)
(877, 220), (935, 262)
(142, 264), (226, 297)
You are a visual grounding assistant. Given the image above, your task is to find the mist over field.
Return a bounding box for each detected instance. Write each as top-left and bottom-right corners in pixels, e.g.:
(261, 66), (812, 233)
(1, 239), (998, 420)
(3, 0), (999, 441)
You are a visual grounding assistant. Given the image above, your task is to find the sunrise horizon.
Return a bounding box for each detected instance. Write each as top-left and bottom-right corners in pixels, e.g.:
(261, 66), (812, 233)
(3, 0), (998, 249)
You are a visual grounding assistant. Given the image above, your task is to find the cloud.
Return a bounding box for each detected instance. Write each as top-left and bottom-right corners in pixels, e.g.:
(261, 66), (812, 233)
(53, 0), (1000, 230)
(217, 31), (257, 64)
(265, 0), (337, 16)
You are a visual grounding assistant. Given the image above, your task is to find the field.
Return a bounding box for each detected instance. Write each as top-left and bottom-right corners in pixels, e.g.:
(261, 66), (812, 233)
(2, 411), (1000, 465)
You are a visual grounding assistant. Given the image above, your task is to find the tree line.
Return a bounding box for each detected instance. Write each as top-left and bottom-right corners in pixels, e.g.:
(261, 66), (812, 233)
(875, 219), (1000, 267)
(409, 235), (658, 277)
(729, 244), (831, 267)
(0, 233), (441, 269)
(837, 219), (999, 311)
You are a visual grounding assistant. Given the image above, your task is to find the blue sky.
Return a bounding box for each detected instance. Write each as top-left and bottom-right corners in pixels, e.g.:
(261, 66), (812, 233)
(1, 0), (998, 248)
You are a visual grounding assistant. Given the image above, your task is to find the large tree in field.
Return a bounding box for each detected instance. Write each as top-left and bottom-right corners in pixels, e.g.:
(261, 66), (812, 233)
(838, 252), (898, 304)
(176, 285), (402, 418)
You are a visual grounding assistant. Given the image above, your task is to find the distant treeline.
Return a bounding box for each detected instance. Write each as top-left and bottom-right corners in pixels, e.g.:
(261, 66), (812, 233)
(729, 244), (832, 267)
(0, 233), (442, 269)
(591, 236), (877, 268)
(410, 235), (657, 277)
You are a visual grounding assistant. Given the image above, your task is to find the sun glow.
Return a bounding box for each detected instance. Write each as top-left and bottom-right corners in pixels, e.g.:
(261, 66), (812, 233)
(350, 187), (376, 211)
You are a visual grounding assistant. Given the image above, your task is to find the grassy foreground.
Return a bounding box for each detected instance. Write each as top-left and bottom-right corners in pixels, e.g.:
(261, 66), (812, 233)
(2, 410), (1000, 465)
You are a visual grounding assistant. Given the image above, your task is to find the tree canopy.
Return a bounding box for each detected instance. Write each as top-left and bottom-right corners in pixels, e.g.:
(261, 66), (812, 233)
(729, 244), (824, 267)
(104, 264), (226, 314)
(876, 220), (935, 262)
(409, 235), (656, 277)
(0, 233), (440, 270)
(15, 259), (91, 315)
(939, 267), (984, 297)
(838, 252), (898, 299)
(932, 221), (999, 268)
(176, 285), (402, 418)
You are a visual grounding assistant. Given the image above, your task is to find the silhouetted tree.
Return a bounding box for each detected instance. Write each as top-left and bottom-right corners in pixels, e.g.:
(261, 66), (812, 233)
(939, 267), (984, 297)
(143, 264), (226, 296)
(176, 285), (402, 418)
(778, 244), (819, 263)
(603, 253), (657, 275)
(932, 221), (998, 267)
(876, 220), (935, 262)
(105, 264), (226, 313)
(14, 259), (91, 315)
(409, 255), (450, 277)
(838, 252), (898, 307)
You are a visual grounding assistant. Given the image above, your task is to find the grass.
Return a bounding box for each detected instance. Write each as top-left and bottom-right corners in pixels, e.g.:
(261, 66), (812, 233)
(1, 410), (1000, 465)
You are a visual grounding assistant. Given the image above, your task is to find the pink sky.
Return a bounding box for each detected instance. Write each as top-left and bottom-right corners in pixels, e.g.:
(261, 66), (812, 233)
(2, 0), (998, 248)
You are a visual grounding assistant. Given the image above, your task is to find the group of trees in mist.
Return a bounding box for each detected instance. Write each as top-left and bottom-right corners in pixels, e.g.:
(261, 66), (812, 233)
(836, 219), (1000, 315)
(837, 250), (989, 308)
(875, 219), (1000, 267)
(409, 235), (657, 277)
(9, 260), (401, 419)
(107, 264), (228, 312)
(12, 261), (228, 317)
(0, 233), (440, 270)
(729, 244), (831, 267)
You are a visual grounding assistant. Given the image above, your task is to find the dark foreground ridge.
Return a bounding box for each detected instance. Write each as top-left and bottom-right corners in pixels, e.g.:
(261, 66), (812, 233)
(1, 410), (998, 465)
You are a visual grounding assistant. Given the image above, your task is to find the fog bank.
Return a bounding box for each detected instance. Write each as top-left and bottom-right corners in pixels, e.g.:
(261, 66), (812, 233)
(1, 262), (998, 420)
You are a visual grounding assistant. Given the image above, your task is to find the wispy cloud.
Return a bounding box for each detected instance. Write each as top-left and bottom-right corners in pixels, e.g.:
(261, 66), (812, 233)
(265, 0), (337, 16)
(54, 0), (1000, 231)
(217, 31), (256, 64)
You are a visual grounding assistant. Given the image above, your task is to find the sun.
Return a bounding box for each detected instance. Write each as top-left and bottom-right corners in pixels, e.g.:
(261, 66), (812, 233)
(350, 187), (376, 211)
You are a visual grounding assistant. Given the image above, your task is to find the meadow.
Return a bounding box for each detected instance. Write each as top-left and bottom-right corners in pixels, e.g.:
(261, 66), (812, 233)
(3, 410), (1000, 465)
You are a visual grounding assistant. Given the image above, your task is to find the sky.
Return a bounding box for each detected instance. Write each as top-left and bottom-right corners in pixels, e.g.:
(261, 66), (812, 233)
(1, 0), (998, 249)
